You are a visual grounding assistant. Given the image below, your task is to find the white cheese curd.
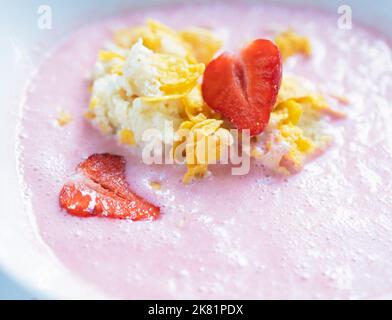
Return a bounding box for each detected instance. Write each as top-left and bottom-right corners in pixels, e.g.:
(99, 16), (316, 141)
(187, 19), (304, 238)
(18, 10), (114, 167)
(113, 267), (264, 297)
(123, 40), (163, 97)
(89, 40), (185, 146)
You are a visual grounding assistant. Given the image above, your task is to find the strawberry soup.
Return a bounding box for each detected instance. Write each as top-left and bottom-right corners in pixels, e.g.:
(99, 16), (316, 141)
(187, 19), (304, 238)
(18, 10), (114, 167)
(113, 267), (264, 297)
(17, 2), (392, 299)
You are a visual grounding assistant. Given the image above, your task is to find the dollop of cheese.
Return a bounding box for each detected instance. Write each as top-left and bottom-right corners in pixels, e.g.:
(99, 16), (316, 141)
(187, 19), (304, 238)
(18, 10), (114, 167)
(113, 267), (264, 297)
(88, 20), (226, 182)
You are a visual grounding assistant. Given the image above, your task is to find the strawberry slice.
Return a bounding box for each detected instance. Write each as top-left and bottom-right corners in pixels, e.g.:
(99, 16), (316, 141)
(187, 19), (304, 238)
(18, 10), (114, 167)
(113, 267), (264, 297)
(202, 39), (282, 136)
(59, 154), (160, 221)
(78, 154), (131, 199)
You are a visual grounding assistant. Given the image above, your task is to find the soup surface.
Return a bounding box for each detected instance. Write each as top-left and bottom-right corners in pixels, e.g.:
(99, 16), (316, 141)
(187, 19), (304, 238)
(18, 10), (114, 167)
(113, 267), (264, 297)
(17, 2), (392, 298)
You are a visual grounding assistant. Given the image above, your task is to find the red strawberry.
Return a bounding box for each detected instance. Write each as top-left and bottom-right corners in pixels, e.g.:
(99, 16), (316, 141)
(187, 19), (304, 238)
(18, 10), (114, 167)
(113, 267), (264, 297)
(59, 154), (160, 221)
(202, 39), (282, 136)
(78, 154), (131, 199)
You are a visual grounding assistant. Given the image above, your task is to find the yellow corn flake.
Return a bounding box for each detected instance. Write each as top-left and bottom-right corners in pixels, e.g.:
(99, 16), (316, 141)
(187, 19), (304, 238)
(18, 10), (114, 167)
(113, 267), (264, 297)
(109, 64), (124, 75)
(274, 99), (303, 125)
(251, 147), (263, 159)
(136, 50), (205, 101)
(276, 75), (312, 105)
(183, 85), (204, 113)
(97, 51), (124, 75)
(149, 181), (162, 190)
(280, 152), (303, 173)
(57, 110), (73, 127)
(84, 111), (96, 120)
(141, 94), (185, 103)
(275, 127), (311, 172)
(182, 86), (207, 123)
(119, 88), (129, 100)
(147, 20), (192, 59)
(89, 98), (98, 111)
(275, 30), (312, 61)
(114, 20), (182, 55)
(98, 122), (113, 134)
(114, 26), (157, 50)
(183, 164), (209, 184)
(279, 124), (314, 154)
(180, 27), (223, 64)
(173, 84), (230, 183)
(263, 81), (343, 173)
(182, 85), (220, 122)
(119, 129), (136, 145)
(296, 136), (314, 153)
(185, 111), (207, 124)
(147, 19), (177, 36)
(98, 50), (125, 62)
(114, 28), (135, 48)
(153, 54), (205, 96)
(276, 77), (346, 119)
(176, 118), (232, 183)
(273, 97), (322, 157)
(114, 20), (222, 64)
(178, 120), (195, 131)
(297, 96), (346, 119)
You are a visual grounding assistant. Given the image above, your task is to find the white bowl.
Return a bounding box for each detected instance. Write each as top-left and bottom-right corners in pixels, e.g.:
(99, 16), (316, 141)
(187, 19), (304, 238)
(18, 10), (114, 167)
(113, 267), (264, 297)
(1, 0), (391, 299)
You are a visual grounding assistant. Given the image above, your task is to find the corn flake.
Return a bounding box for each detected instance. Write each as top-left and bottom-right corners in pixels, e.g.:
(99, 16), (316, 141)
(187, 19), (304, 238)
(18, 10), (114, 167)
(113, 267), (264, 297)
(275, 30), (312, 61)
(180, 27), (223, 64)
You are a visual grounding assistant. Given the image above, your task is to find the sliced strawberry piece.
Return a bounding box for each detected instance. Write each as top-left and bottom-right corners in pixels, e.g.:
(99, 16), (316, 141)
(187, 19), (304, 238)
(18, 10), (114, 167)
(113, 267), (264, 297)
(59, 182), (159, 220)
(59, 154), (160, 221)
(202, 39), (282, 136)
(78, 154), (130, 199)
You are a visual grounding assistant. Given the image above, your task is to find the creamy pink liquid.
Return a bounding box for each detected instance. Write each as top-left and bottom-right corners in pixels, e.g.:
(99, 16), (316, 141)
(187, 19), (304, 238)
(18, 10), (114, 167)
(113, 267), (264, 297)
(17, 2), (392, 299)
